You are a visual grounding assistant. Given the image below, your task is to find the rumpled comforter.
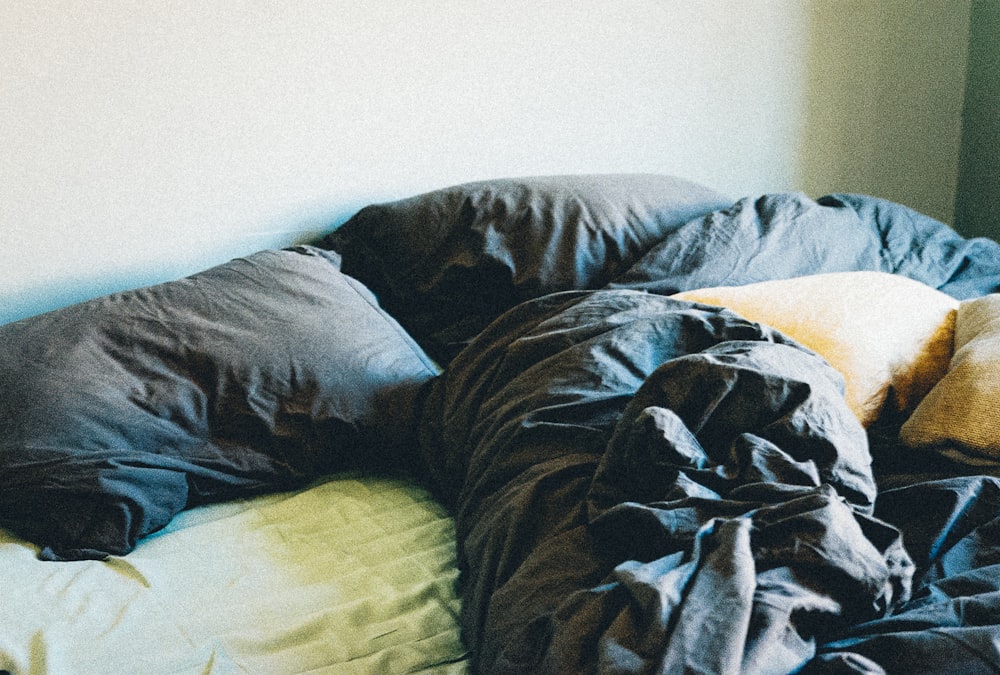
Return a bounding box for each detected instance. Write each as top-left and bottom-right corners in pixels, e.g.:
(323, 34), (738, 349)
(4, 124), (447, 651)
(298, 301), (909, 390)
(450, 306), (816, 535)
(416, 194), (1000, 673)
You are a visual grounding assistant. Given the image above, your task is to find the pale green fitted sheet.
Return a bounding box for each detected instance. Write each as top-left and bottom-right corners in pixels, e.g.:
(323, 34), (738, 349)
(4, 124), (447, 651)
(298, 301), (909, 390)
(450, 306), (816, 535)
(0, 474), (468, 674)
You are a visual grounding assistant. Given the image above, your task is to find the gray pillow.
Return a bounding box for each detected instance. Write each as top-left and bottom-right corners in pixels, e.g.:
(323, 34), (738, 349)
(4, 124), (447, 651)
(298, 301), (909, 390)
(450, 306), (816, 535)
(322, 174), (731, 362)
(0, 246), (438, 560)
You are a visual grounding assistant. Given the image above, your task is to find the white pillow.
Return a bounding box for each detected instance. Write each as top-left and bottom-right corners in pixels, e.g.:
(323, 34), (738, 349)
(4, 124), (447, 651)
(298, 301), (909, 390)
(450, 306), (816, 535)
(900, 294), (1000, 456)
(673, 272), (957, 427)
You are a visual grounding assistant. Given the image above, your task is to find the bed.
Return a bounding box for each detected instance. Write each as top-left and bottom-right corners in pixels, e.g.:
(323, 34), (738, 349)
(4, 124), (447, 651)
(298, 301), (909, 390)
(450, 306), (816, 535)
(2, 174), (999, 674)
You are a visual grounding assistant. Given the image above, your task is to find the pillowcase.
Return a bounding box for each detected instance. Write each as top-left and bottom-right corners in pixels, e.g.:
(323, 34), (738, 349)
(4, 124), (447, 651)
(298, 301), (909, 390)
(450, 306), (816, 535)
(900, 294), (1000, 457)
(673, 272), (958, 427)
(321, 174), (731, 362)
(0, 246), (438, 560)
(611, 191), (1000, 301)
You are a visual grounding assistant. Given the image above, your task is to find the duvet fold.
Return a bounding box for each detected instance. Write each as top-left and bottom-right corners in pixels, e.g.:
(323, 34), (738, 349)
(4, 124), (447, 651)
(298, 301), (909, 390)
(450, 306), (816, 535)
(419, 290), (914, 673)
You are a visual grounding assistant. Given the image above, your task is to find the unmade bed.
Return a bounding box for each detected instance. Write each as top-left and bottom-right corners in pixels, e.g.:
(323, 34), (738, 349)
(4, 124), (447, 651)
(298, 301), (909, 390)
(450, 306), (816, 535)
(2, 174), (999, 674)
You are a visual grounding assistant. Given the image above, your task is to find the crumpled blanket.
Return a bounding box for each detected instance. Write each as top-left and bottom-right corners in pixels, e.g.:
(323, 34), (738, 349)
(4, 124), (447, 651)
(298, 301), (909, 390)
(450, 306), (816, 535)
(418, 289), (922, 673)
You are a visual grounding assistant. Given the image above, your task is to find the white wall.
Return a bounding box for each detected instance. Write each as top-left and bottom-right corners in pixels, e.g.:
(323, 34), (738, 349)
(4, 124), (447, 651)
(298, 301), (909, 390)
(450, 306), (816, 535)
(0, 1), (971, 324)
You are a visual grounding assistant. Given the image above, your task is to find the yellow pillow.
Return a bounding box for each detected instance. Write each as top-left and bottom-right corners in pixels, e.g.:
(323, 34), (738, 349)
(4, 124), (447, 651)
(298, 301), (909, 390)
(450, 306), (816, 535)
(900, 294), (1000, 457)
(673, 272), (957, 427)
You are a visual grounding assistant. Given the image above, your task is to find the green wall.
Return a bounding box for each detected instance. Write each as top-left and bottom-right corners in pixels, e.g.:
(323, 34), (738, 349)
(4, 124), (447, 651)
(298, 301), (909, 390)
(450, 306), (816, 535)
(797, 1), (971, 226)
(955, 0), (1000, 239)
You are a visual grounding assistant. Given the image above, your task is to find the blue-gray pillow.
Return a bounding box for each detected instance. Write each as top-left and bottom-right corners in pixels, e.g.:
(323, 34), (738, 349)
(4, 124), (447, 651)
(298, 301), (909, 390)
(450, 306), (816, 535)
(322, 174), (731, 362)
(0, 246), (438, 560)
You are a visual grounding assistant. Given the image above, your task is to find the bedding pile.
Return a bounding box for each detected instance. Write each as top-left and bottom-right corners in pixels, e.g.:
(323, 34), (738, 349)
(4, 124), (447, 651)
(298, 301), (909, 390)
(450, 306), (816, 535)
(2, 174), (1000, 673)
(418, 290), (898, 672)
(330, 176), (1000, 673)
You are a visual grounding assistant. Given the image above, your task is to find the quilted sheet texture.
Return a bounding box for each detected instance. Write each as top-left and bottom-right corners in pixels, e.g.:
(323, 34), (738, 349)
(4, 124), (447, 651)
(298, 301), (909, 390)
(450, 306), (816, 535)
(0, 474), (468, 674)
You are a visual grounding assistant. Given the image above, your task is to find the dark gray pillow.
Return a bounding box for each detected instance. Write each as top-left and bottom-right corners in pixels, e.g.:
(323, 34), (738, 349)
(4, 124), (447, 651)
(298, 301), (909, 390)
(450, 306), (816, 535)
(0, 246), (438, 560)
(321, 174), (731, 362)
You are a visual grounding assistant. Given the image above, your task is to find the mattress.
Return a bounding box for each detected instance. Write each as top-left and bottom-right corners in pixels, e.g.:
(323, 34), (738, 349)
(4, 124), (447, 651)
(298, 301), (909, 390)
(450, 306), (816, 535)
(0, 473), (468, 674)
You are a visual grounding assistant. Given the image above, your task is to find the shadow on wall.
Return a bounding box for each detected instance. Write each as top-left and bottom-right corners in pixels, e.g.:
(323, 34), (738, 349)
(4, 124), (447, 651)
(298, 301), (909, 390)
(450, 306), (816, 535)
(0, 210), (348, 327)
(954, 0), (1000, 240)
(796, 1), (971, 227)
